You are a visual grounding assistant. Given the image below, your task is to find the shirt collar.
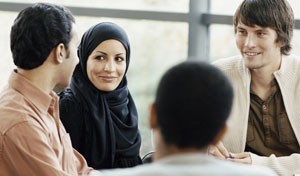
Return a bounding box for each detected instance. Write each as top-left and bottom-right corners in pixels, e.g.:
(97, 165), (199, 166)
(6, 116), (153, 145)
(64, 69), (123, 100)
(8, 70), (58, 115)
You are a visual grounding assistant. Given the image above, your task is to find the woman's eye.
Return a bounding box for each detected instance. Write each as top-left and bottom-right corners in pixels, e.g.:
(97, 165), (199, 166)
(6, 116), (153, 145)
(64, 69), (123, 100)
(116, 57), (125, 62)
(95, 56), (104, 60)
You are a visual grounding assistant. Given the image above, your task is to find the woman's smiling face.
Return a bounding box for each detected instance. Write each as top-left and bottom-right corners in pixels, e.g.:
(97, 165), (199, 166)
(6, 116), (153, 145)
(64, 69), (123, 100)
(86, 39), (126, 91)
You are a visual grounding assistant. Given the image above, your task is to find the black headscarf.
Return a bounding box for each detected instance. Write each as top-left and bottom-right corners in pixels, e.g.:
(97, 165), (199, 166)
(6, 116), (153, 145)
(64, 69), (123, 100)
(69, 22), (141, 168)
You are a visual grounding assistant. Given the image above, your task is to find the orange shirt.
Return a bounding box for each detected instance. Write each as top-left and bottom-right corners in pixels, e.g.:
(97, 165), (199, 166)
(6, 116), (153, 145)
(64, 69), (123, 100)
(0, 71), (92, 175)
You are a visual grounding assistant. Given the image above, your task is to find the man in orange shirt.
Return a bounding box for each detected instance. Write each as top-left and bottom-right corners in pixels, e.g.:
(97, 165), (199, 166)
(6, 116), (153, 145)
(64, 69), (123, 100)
(0, 3), (97, 175)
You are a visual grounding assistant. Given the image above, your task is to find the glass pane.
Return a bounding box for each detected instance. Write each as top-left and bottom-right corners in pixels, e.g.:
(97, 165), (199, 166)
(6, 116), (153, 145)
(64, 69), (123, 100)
(210, 0), (242, 15)
(291, 30), (300, 56)
(0, 11), (16, 90)
(210, 24), (239, 61)
(211, 0), (300, 18)
(1, 0), (189, 12)
(287, 0), (300, 19)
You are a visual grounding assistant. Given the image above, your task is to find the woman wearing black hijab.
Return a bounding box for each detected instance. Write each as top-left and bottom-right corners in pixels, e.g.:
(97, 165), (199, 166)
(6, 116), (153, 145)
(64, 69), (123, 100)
(59, 22), (142, 169)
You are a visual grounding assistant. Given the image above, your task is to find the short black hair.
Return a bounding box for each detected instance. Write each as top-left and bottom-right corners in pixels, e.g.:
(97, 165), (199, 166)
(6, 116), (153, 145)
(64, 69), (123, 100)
(234, 0), (294, 55)
(155, 60), (233, 149)
(10, 3), (75, 69)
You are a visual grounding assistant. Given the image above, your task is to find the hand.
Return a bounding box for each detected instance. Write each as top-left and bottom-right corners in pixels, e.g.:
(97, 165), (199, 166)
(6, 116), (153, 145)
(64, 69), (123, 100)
(208, 142), (230, 159)
(227, 152), (252, 164)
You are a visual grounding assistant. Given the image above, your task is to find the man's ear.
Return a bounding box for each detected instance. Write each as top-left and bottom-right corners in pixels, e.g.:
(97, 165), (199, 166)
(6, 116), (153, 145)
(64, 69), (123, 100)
(277, 40), (285, 48)
(149, 103), (158, 130)
(54, 43), (66, 64)
(211, 123), (228, 146)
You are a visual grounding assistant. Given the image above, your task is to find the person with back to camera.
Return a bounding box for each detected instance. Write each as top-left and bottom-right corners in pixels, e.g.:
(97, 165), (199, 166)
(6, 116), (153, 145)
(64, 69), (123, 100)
(212, 0), (300, 175)
(59, 22), (142, 169)
(97, 60), (277, 176)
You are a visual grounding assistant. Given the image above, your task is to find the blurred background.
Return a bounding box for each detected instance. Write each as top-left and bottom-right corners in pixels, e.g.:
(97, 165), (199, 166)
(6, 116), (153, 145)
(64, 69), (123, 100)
(1, 0), (300, 156)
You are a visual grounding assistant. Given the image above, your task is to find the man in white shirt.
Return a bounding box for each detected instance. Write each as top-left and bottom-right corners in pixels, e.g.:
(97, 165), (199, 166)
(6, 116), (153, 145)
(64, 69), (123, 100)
(212, 0), (300, 175)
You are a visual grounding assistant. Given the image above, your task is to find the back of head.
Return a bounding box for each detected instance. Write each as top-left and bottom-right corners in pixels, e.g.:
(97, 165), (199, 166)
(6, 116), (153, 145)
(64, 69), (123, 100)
(155, 60), (233, 149)
(233, 0), (294, 55)
(10, 3), (75, 69)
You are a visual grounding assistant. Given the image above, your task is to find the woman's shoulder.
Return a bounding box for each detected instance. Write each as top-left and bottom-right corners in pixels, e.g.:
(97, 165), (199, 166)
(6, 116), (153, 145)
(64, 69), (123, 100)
(59, 88), (82, 113)
(59, 88), (74, 99)
(59, 88), (77, 103)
